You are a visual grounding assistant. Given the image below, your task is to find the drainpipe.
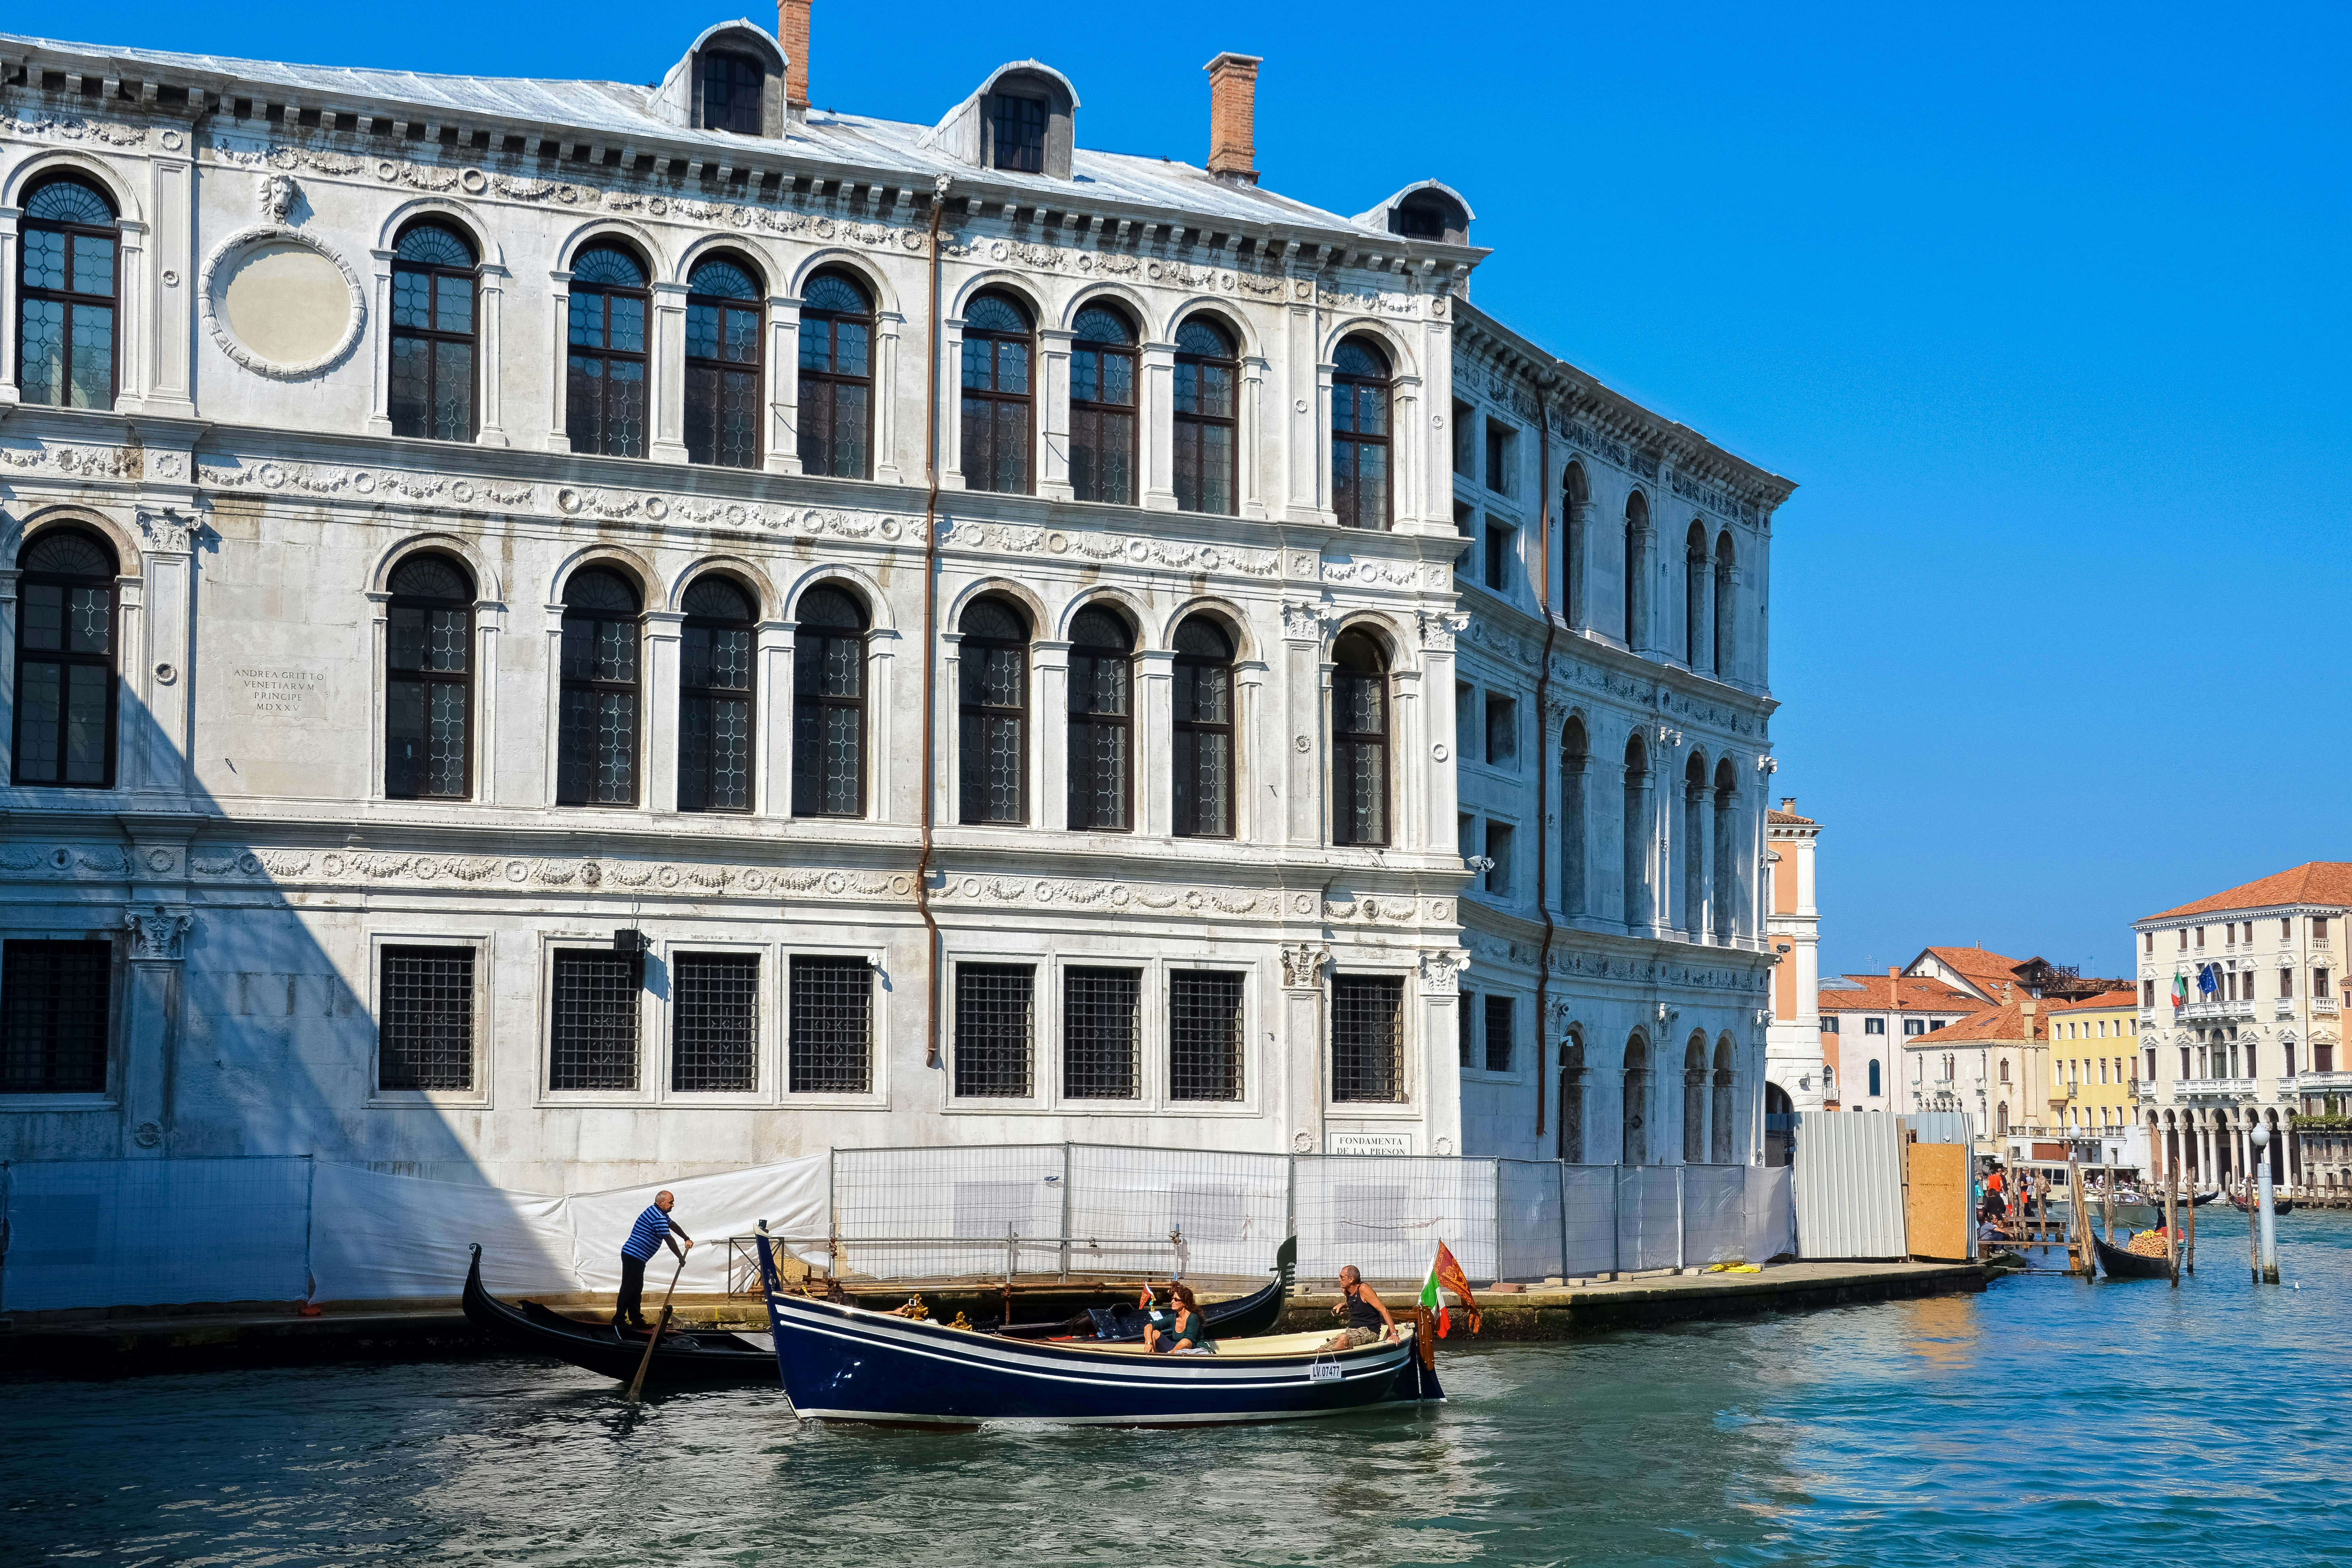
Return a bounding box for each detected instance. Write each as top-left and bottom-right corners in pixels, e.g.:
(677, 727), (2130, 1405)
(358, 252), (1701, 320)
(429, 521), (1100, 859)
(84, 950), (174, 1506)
(1533, 396), (1558, 1141)
(916, 175), (949, 1065)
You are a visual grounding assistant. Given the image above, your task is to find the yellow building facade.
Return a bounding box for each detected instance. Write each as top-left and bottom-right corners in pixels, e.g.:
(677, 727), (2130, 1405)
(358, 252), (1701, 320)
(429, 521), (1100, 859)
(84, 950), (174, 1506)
(2042, 991), (2142, 1137)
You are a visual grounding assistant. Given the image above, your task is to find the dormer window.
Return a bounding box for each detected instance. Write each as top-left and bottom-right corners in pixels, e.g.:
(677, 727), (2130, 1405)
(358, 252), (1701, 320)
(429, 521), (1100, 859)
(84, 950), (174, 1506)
(702, 51), (765, 134)
(1397, 205), (1445, 239)
(989, 95), (1048, 172)
(1356, 181), (1476, 246)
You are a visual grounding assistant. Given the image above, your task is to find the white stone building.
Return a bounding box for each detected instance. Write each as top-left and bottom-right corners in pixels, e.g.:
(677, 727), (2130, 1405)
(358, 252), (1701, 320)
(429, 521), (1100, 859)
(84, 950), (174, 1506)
(0, 19), (1792, 1191)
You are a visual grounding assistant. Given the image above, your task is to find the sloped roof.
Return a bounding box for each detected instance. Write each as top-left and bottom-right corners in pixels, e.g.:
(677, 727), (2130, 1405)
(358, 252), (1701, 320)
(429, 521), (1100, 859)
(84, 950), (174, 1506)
(1919, 945), (2027, 985)
(2142, 863), (2352, 922)
(1767, 808), (1816, 826)
(1920, 1002), (2045, 1046)
(1816, 975), (1983, 1013)
(2044, 989), (2139, 1015)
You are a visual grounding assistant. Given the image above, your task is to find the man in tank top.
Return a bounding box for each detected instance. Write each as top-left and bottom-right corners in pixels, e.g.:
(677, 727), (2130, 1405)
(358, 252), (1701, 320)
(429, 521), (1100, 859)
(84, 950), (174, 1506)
(1321, 1265), (1398, 1351)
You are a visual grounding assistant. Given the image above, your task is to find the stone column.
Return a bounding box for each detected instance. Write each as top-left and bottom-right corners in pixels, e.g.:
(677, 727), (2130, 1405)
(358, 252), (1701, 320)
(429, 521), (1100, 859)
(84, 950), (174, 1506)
(938, 631), (963, 824)
(1417, 612), (1465, 861)
(765, 292), (803, 475)
(1390, 662), (1422, 853)
(1568, 499), (1596, 629)
(365, 248), (398, 435)
(475, 262), (510, 446)
(1280, 602), (1325, 846)
(145, 154), (196, 419)
(1281, 943), (1329, 1153)
(872, 309), (906, 485)
(1136, 647), (1173, 836)
(112, 218), (147, 410)
(1418, 949), (1469, 1155)
(937, 316), (968, 489)
(643, 610), (683, 811)
(1036, 326), (1074, 501)
(0, 206), (19, 407)
(760, 619), (796, 818)
(1032, 638), (1070, 830)
(649, 281), (690, 464)
(1240, 353), (1269, 519)
(474, 596), (505, 805)
(132, 509), (196, 799)
(1140, 339), (1177, 510)
(865, 625), (900, 823)
(1391, 371), (1424, 530)
(544, 271), (574, 451)
(1234, 657), (1268, 843)
(1281, 273), (1320, 522)
(118, 905), (193, 1158)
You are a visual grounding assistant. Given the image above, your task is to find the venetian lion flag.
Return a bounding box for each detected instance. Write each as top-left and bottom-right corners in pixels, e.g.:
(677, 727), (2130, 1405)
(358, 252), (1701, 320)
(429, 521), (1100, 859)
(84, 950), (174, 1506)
(1419, 1241), (1482, 1338)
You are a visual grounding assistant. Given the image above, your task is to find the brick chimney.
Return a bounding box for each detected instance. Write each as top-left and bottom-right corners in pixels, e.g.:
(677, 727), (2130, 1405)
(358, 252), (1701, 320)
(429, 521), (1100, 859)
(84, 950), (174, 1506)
(779, 0), (811, 114)
(1204, 52), (1261, 183)
(1780, 796), (1796, 815)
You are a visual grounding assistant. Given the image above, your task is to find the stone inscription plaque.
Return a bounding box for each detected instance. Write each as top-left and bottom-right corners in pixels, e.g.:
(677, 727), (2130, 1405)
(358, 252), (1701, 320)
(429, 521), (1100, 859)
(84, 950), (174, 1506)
(237, 665), (326, 718)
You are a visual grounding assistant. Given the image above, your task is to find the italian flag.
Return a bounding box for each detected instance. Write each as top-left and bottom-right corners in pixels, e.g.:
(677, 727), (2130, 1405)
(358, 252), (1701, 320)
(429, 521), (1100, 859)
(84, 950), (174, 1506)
(2171, 973), (2189, 1011)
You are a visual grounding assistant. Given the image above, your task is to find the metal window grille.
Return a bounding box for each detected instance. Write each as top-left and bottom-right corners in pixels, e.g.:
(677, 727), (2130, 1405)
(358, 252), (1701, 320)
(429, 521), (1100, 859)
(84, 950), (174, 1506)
(1063, 967), (1141, 1099)
(1169, 970), (1244, 1101)
(378, 945), (473, 1091)
(1332, 974), (1405, 1103)
(789, 955), (872, 1093)
(0, 939), (110, 1093)
(1484, 993), (1514, 1074)
(954, 963), (1034, 1098)
(549, 950), (640, 1091)
(673, 952), (757, 1092)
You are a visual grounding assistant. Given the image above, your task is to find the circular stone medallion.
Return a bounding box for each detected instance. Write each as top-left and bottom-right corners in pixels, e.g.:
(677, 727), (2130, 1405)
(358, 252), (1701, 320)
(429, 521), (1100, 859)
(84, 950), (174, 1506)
(204, 228), (364, 378)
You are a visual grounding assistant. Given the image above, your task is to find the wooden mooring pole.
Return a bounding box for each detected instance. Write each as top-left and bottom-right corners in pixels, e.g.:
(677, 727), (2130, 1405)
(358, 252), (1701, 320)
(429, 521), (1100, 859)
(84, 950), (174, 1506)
(2166, 1167), (2181, 1289)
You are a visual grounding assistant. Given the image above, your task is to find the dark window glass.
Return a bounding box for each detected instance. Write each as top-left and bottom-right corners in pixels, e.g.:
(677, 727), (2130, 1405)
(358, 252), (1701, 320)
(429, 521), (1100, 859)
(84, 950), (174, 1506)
(1169, 970), (1244, 1101)
(1332, 974), (1404, 1102)
(959, 293), (1032, 494)
(17, 177), (118, 411)
(958, 597), (1029, 824)
(1064, 966), (1141, 1099)
(1069, 307), (1136, 505)
(701, 50), (764, 134)
(1171, 616), (1234, 838)
(1485, 993), (1514, 1073)
(990, 95), (1047, 172)
(549, 949), (639, 1091)
(1485, 522), (1514, 591)
(1173, 317), (1238, 516)
(379, 946), (473, 1091)
(565, 246), (649, 458)
(556, 567), (641, 806)
(12, 528), (118, 788)
(384, 553), (473, 800)
(1459, 991), (1476, 1068)
(673, 952), (757, 1092)
(791, 586), (868, 817)
(789, 955), (872, 1093)
(685, 257), (763, 469)
(1331, 629), (1388, 846)
(1331, 337), (1391, 530)
(1485, 421), (1512, 495)
(1066, 606), (1131, 832)
(389, 223), (477, 442)
(679, 576), (755, 813)
(797, 272), (873, 478)
(955, 963), (1034, 1098)
(1485, 822), (1513, 896)
(1, 939), (110, 1094)
(1485, 693), (1516, 767)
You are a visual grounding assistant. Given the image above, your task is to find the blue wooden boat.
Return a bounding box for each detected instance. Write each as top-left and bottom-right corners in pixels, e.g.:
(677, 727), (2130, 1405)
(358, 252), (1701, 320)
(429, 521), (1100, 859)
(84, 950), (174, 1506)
(753, 1233), (1442, 1426)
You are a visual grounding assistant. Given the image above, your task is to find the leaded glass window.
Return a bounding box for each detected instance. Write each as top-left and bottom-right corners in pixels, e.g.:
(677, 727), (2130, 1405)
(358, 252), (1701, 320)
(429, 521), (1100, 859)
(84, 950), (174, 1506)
(791, 585), (867, 817)
(389, 223), (476, 442)
(957, 597), (1029, 824)
(565, 245), (649, 458)
(556, 567), (640, 807)
(1, 939), (111, 1095)
(1069, 306), (1136, 505)
(1331, 629), (1389, 847)
(384, 553), (473, 800)
(1331, 336), (1392, 530)
(1066, 605), (1131, 833)
(959, 293), (1032, 494)
(797, 272), (872, 478)
(679, 576), (755, 813)
(1173, 317), (1238, 516)
(1171, 615), (1234, 839)
(12, 528), (116, 788)
(17, 177), (117, 411)
(685, 256), (762, 469)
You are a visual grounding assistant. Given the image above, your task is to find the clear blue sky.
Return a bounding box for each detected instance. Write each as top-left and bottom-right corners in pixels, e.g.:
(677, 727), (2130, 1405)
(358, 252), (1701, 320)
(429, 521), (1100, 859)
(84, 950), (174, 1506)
(59, 2), (2352, 980)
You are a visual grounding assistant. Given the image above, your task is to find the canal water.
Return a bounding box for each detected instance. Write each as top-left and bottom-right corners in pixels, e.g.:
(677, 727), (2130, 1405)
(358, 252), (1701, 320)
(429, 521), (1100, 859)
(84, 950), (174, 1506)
(8, 1213), (2351, 1566)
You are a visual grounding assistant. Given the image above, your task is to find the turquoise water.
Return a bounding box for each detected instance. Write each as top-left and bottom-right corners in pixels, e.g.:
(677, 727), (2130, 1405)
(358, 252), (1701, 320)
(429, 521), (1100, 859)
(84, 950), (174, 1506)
(8, 1213), (2351, 1566)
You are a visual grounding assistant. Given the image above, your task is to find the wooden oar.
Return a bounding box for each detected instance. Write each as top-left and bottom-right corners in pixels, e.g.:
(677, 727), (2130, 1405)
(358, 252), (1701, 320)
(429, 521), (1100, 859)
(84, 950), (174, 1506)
(625, 1251), (689, 1405)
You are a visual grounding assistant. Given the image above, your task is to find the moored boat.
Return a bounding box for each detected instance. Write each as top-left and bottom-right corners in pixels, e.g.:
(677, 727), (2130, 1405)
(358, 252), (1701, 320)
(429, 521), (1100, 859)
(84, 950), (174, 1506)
(2092, 1232), (2178, 1280)
(462, 1244), (777, 1383)
(994, 1236), (1297, 1342)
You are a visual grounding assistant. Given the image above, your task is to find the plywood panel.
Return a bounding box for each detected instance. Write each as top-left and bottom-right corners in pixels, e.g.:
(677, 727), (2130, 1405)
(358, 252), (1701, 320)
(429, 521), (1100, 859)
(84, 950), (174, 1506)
(1905, 1141), (1970, 1261)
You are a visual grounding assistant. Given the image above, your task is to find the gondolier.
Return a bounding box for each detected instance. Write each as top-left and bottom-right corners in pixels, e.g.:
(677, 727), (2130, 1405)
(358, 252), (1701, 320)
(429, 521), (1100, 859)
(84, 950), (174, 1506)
(615, 1191), (693, 1331)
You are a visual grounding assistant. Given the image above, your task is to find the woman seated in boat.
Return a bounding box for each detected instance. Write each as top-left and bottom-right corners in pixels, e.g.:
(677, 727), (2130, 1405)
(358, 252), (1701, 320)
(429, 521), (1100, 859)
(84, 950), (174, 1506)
(1149, 1283), (1216, 1355)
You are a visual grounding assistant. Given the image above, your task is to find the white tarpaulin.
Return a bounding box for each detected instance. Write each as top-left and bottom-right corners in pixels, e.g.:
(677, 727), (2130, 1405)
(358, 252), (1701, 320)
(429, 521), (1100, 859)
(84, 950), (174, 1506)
(564, 1157), (829, 1296)
(308, 1164), (574, 1302)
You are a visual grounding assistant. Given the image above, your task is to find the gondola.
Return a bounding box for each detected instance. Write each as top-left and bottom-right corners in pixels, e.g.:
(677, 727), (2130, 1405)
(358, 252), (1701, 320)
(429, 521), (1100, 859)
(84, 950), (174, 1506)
(2092, 1232), (2179, 1280)
(991, 1236), (1297, 1342)
(462, 1243), (778, 1384)
(2228, 1192), (2296, 1214)
(753, 1232), (1441, 1426)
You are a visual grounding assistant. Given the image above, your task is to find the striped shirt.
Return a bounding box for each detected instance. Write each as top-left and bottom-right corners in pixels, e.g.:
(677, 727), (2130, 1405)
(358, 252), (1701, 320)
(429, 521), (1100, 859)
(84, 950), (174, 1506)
(622, 1204), (672, 1261)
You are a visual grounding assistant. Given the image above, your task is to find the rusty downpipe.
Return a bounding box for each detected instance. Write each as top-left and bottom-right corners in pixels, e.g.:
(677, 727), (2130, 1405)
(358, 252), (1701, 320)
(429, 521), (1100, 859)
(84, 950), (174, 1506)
(917, 175), (949, 1066)
(1533, 397), (1558, 1141)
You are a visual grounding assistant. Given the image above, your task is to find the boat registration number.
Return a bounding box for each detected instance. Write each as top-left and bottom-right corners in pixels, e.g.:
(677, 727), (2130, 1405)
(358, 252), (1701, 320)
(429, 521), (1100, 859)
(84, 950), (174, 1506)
(1308, 1362), (1341, 1383)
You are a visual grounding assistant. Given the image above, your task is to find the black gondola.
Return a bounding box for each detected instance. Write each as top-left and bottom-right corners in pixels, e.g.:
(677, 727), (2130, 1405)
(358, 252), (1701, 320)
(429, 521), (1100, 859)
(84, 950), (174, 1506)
(2092, 1233), (2178, 1280)
(992, 1236), (1298, 1342)
(462, 1244), (777, 1383)
(2228, 1192), (2296, 1214)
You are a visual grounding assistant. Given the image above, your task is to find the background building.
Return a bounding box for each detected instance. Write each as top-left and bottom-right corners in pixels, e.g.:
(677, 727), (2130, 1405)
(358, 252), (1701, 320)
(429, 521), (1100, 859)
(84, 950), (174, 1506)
(1764, 798), (1824, 1115)
(1819, 969), (1976, 1112)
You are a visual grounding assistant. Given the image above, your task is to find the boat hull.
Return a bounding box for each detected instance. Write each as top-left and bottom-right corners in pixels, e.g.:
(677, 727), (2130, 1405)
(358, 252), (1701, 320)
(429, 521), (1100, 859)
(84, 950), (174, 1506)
(2092, 1234), (2177, 1280)
(462, 1244), (776, 1384)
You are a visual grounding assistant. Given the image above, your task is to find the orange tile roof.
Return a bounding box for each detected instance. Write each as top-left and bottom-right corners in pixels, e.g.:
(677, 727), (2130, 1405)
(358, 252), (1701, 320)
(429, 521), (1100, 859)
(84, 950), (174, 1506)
(1919, 945), (2028, 984)
(2045, 988), (2140, 1014)
(2142, 862), (2352, 921)
(1816, 974), (1984, 1013)
(1919, 1001), (2047, 1045)
(1767, 808), (1816, 826)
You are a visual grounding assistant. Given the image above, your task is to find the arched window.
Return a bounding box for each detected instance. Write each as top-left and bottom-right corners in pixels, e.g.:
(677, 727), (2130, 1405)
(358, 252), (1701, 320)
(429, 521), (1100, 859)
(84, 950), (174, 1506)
(678, 576), (755, 813)
(383, 552), (473, 800)
(1713, 532), (1736, 678)
(1683, 1035), (1708, 1163)
(18, 177), (119, 411)
(1562, 463), (1588, 627)
(1623, 492), (1650, 652)
(1623, 734), (1650, 929)
(1998, 1058), (2010, 1083)
(1622, 1035), (1650, 1165)
(1558, 1032), (1586, 1162)
(1712, 757), (1738, 940)
(1330, 629), (1389, 847)
(1067, 605), (1133, 831)
(1171, 615), (1234, 839)
(701, 50), (765, 134)
(11, 527), (117, 787)
(555, 567), (642, 806)
(798, 272), (872, 479)
(1711, 1039), (1735, 1163)
(1173, 316), (1238, 515)
(792, 585), (869, 818)
(389, 223), (477, 442)
(1681, 752), (1707, 938)
(1868, 1058), (1882, 1098)
(684, 256), (763, 469)
(1069, 306), (1137, 505)
(1560, 716), (1589, 917)
(1331, 336), (1392, 530)
(1996, 1101), (2009, 1137)
(960, 293), (1033, 494)
(566, 246), (650, 458)
(1684, 521), (1710, 669)
(958, 596), (1030, 823)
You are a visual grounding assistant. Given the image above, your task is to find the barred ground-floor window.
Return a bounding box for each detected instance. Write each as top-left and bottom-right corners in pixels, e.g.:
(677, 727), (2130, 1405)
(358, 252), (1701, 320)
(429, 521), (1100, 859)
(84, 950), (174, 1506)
(1169, 970), (1243, 1102)
(954, 963), (1034, 1098)
(1063, 966), (1140, 1100)
(550, 949), (640, 1091)
(672, 951), (758, 1092)
(1331, 974), (1404, 1103)
(378, 945), (474, 1091)
(0, 939), (111, 1094)
(788, 955), (872, 1094)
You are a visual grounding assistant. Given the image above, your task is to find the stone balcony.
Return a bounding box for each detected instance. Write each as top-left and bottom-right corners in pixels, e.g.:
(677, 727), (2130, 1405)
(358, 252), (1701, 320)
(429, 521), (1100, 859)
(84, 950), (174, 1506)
(2173, 1076), (2257, 1100)
(2181, 999), (2255, 1023)
(2285, 1071), (2352, 1095)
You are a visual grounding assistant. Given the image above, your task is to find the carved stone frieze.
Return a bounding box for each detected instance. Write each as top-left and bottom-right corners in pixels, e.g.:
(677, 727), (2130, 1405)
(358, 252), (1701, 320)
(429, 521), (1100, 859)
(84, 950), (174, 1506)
(1316, 284), (1419, 318)
(0, 109), (150, 146)
(1417, 949), (1469, 994)
(124, 905), (194, 961)
(1281, 944), (1330, 989)
(0, 440), (150, 481)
